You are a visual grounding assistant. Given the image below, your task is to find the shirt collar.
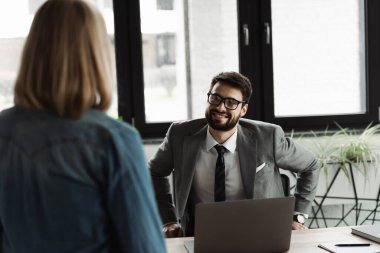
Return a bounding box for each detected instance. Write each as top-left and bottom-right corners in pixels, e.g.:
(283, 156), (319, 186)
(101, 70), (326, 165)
(205, 127), (238, 153)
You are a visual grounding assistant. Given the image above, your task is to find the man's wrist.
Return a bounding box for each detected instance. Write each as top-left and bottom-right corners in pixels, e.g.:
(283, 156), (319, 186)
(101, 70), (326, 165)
(293, 214), (306, 224)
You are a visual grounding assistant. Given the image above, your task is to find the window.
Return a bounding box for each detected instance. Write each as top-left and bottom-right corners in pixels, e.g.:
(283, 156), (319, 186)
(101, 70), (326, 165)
(0, 0), (117, 117)
(156, 33), (176, 67)
(254, 0), (380, 130)
(114, 0), (239, 136)
(114, 0), (380, 137)
(271, 0), (366, 117)
(0, 1), (33, 112)
(157, 0), (174, 10)
(3, 0), (379, 138)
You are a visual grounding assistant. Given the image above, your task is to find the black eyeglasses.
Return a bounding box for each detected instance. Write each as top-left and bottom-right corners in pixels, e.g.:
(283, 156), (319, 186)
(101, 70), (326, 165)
(207, 92), (246, 110)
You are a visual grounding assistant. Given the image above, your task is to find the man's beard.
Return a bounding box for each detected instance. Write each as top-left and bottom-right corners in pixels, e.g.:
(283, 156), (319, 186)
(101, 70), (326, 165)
(205, 109), (240, 131)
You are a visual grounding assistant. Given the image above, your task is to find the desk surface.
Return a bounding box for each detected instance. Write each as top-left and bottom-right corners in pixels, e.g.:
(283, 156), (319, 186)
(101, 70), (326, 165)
(165, 226), (380, 253)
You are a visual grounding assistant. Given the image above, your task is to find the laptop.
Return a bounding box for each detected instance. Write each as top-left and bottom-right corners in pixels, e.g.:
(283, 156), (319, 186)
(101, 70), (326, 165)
(352, 224), (380, 243)
(184, 197), (295, 253)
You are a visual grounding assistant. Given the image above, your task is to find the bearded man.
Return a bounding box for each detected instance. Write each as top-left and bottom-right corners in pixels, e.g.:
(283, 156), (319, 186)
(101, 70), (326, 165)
(149, 71), (320, 237)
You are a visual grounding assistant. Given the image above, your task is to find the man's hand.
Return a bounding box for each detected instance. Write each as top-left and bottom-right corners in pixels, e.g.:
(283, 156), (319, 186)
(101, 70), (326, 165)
(163, 223), (183, 238)
(292, 221), (308, 230)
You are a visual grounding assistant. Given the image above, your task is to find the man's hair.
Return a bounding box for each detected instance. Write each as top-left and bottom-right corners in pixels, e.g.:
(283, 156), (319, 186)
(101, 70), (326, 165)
(210, 71), (253, 103)
(14, 0), (113, 118)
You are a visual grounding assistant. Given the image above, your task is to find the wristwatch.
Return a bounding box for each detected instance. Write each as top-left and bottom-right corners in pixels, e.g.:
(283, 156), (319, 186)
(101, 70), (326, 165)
(293, 214), (306, 224)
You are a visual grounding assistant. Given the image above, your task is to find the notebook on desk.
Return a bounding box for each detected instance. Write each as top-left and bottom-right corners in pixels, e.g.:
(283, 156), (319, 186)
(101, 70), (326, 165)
(184, 197), (295, 253)
(351, 224), (380, 243)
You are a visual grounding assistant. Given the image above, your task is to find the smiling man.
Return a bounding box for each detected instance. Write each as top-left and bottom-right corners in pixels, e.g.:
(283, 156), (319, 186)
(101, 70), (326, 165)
(149, 71), (320, 237)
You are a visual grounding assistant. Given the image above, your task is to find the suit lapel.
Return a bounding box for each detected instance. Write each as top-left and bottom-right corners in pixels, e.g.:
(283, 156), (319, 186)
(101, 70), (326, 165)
(237, 124), (257, 198)
(180, 125), (208, 202)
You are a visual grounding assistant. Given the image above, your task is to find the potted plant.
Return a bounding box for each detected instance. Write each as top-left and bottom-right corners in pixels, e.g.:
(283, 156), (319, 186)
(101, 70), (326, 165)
(298, 123), (380, 181)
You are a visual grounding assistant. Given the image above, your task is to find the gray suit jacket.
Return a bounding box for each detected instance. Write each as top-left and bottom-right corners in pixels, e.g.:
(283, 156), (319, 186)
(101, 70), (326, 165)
(149, 118), (320, 232)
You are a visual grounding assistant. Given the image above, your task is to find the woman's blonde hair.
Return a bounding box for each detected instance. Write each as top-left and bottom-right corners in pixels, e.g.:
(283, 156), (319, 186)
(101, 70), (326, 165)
(14, 0), (113, 118)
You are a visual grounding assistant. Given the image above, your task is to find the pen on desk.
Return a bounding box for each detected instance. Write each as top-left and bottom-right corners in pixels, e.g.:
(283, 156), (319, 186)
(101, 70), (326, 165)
(335, 243), (371, 247)
(317, 244), (334, 253)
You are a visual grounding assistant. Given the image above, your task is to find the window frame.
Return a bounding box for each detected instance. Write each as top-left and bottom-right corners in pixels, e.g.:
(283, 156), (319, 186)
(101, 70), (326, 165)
(113, 0), (380, 138)
(244, 0), (380, 132)
(114, 0), (175, 138)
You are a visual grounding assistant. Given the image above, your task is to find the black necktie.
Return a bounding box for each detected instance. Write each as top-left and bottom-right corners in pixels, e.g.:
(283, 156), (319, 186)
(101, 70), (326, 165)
(214, 145), (226, 202)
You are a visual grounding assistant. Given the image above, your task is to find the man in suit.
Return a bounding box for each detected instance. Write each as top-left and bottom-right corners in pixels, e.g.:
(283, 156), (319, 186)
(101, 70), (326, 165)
(149, 71), (320, 237)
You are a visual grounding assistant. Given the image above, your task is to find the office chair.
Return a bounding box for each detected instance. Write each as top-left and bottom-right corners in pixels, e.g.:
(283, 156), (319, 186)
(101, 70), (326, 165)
(280, 173), (290, 197)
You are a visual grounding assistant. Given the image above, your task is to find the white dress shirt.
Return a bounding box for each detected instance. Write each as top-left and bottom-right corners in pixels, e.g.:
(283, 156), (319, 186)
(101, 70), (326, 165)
(192, 127), (245, 205)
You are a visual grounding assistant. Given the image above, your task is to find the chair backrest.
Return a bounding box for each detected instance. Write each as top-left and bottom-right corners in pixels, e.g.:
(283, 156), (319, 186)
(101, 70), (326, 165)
(280, 173), (290, 197)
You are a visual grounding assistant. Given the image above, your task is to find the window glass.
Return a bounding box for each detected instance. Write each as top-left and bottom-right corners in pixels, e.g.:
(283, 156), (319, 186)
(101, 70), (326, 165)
(0, 0), (117, 117)
(94, 0), (118, 118)
(271, 0), (366, 117)
(0, 1), (33, 111)
(140, 0), (239, 122)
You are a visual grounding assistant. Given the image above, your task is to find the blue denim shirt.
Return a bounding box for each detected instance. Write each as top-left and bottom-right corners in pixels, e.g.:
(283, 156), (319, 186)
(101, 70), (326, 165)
(0, 106), (166, 253)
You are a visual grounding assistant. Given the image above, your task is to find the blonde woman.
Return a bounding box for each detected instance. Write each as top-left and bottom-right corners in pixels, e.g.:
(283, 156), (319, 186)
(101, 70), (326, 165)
(0, 0), (166, 252)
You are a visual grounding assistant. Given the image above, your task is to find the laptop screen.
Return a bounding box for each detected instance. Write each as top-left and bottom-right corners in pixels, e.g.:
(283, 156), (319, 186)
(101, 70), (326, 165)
(186, 197), (295, 253)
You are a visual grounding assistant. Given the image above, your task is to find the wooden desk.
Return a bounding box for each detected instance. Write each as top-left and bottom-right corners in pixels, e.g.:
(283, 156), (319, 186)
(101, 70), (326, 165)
(165, 226), (380, 253)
